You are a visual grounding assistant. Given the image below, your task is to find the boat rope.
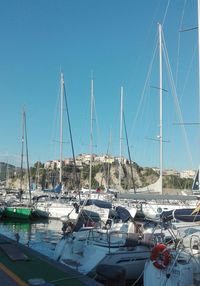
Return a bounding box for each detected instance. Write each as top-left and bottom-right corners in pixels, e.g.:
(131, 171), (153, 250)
(63, 81), (80, 200)
(161, 0), (171, 27)
(131, 268), (144, 286)
(162, 248), (185, 286)
(175, 0), (187, 87)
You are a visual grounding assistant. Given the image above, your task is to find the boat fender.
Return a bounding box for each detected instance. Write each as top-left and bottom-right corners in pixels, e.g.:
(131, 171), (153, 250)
(150, 243), (170, 270)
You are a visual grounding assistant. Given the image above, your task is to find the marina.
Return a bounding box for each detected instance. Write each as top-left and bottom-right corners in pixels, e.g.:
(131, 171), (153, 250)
(1, 207), (200, 285)
(0, 219), (143, 285)
(1, 0), (200, 285)
(0, 229), (101, 286)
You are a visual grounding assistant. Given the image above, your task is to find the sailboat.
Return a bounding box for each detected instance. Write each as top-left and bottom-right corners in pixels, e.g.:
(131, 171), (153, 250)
(34, 73), (79, 220)
(144, 2), (200, 280)
(3, 110), (49, 220)
(54, 79), (149, 283)
(120, 23), (199, 222)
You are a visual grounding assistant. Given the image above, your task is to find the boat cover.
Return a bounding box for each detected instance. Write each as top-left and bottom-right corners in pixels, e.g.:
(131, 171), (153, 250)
(80, 199), (112, 209)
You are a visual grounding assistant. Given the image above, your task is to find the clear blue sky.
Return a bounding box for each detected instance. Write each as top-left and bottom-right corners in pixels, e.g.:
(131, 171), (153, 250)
(0, 0), (199, 171)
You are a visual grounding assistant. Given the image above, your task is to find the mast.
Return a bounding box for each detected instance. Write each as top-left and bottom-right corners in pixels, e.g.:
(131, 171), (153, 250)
(63, 73), (81, 200)
(123, 111), (136, 192)
(19, 109), (31, 203)
(119, 86), (123, 188)
(158, 23), (163, 194)
(35, 161), (40, 189)
(198, 0), (200, 191)
(20, 109), (25, 200)
(6, 161), (9, 188)
(59, 73), (64, 184)
(89, 76), (94, 193)
(24, 110), (31, 203)
(106, 131), (112, 191)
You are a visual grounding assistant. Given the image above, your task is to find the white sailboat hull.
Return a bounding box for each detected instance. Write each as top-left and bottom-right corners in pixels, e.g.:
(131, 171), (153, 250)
(36, 202), (78, 220)
(143, 260), (193, 286)
(98, 245), (151, 281)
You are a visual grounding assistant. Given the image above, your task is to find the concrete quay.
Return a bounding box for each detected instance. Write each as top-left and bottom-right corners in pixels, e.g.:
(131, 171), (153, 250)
(0, 234), (102, 286)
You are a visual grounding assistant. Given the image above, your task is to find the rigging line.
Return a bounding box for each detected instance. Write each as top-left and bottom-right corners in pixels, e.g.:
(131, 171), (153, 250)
(173, 122), (200, 125)
(180, 27), (198, 32)
(162, 31), (194, 169)
(175, 4), (198, 104)
(51, 77), (61, 160)
(145, 137), (170, 143)
(52, 139), (69, 144)
(130, 36), (158, 139)
(180, 43), (198, 103)
(175, 0), (187, 87)
(130, 11), (160, 140)
(130, 0), (162, 89)
(106, 129), (112, 155)
(162, 0), (171, 28)
(123, 111), (136, 192)
(150, 85), (168, 92)
(93, 91), (101, 154)
(63, 82), (80, 199)
(175, 1), (198, 103)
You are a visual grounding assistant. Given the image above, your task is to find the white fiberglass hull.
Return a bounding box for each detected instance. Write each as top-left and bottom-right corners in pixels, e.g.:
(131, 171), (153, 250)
(99, 245), (151, 280)
(54, 234), (118, 274)
(36, 202), (78, 220)
(143, 260), (193, 286)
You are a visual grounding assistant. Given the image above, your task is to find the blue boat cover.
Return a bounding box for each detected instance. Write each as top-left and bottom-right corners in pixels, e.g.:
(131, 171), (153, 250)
(43, 183), (62, 193)
(80, 199), (112, 209)
(115, 206), (131, 222)
(161, 208), (200, 222)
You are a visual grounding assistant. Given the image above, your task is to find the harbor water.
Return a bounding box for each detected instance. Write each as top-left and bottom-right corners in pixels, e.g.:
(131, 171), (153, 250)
(0, 219), (143, 286)
(0, 219), (63, 259)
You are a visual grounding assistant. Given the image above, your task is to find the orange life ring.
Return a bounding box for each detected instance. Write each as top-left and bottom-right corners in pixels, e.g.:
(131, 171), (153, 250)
(150, 243), (170, 270)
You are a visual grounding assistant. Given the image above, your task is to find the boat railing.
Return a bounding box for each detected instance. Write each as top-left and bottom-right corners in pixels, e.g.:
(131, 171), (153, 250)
(85, 225), (138, 253)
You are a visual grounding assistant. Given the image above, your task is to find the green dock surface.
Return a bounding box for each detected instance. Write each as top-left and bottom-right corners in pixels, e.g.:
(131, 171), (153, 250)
(0, 234), (102, 286)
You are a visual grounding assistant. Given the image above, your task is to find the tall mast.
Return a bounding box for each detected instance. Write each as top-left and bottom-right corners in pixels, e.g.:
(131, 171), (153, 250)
(59, 72), (64, 184)
(24, 110), (31, 203)
(123, 111), (136, 192)
(158, 23), (163, 194)
(106, 131), (112, 191)
(36, 161), (40, 189)
(119, 86), (123, 188)
(6, 161), (9, 188)
(20, 109), (25, 195)
(198, 0), (200, 190)
(89, 76), (94, 193)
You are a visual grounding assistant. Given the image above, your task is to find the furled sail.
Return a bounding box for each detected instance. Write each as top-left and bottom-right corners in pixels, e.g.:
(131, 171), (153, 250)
(192, 169), (199, 193)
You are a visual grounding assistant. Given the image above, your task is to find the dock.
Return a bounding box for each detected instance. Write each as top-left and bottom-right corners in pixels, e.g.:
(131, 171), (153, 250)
(0, 234), (102, 286)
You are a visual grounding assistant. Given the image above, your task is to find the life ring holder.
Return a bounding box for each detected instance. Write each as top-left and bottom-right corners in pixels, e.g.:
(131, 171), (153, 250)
(150, 243), (170, 270)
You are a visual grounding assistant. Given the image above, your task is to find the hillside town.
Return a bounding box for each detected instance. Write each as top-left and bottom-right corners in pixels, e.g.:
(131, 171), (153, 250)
(44, 153), (196, 179)
(0, 154), (195, 192)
